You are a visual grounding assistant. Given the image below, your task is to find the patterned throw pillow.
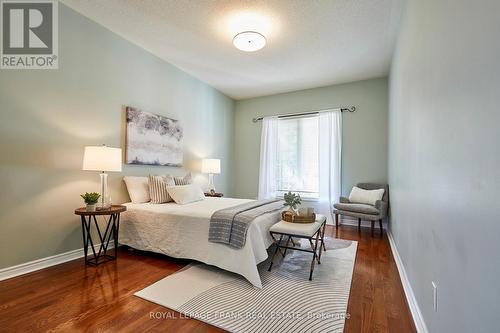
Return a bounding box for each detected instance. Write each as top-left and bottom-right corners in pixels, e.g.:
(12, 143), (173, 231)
(174, 172), (193, 186)
(148, 175), (175, 204)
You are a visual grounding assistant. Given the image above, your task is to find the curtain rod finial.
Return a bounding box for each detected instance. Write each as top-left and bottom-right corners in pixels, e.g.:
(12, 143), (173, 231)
(341, 106), (356, 113)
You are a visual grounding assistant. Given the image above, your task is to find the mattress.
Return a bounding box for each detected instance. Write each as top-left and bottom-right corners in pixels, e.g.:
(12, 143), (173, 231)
(119, 197), (282, 288)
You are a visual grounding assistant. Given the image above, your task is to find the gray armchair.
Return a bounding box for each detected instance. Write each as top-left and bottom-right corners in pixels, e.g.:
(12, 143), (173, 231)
(333, 183), (389, 236)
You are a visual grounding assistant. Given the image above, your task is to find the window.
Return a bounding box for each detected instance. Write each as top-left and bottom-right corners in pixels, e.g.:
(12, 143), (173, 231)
(276, 115), (319, 199)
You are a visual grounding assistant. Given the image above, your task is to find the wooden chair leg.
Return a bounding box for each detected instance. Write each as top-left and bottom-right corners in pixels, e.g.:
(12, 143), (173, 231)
(335, 213), (339, 228)
(358, 218), (361, 230)
(379, 219), (383, 235)
(371, 221), (374, 237)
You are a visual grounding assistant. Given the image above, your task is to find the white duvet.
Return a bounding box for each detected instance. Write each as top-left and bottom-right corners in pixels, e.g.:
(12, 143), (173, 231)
(119, 197), (282, 288)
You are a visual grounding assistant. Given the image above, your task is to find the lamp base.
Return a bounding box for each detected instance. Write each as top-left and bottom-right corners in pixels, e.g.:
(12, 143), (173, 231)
(98, 172), (112, 210)
(208, 173), (216, 193)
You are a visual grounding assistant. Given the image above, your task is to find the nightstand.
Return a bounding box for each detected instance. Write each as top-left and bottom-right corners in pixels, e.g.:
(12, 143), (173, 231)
(204, 192), (223, 197)
(74, 205), (126, 266)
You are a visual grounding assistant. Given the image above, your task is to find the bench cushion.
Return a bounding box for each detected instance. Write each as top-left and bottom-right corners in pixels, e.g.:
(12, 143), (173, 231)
(270, 214), (326, 237)
(333, 203), (379, 215)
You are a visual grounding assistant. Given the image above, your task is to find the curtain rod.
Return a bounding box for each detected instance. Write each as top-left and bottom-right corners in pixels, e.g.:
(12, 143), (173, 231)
(252, 106), (356, 123)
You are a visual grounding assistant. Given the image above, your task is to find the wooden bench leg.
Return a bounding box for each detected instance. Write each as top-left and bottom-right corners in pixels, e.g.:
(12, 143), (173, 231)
(309, 231), (320, 281)
(321, 221), (327, 252)
(317, 222), (326, 264)
(270, 233), (286, 257)
(335, 213), (339, 227)
(268, 234), (283, 272)
(309, 239), (321, 264)
(283, 236), (292, 257)
(379, 219), (383, 236)
(358, 218), (361, 231)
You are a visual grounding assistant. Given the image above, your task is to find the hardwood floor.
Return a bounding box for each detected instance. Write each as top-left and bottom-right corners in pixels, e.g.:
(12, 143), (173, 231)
(331, 226), (416, 333)
(0, 225), (415, 332)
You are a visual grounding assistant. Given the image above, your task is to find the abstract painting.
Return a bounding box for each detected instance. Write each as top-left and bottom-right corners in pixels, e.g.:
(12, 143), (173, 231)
(126, 106), (183, 166)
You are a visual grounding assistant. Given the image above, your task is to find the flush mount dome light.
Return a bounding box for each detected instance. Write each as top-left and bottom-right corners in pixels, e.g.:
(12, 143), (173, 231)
(233, 31), (266, 52)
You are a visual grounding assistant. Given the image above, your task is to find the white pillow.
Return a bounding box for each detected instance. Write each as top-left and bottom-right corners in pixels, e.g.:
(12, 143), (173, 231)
(123, 176), (150, 203)
(348, 186), (385, 206)
(167, 184), (205, 205)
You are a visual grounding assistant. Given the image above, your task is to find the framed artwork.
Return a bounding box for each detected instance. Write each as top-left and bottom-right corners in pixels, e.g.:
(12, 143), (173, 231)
(125, 106), (183, 166)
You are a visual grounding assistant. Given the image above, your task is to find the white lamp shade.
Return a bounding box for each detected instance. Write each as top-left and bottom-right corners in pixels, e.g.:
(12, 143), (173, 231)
(82, 146), (122, 172)
(201, 159), (221, 174)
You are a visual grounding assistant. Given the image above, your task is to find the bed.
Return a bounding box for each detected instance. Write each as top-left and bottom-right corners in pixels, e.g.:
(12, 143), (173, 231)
(119, 197), (282, 288)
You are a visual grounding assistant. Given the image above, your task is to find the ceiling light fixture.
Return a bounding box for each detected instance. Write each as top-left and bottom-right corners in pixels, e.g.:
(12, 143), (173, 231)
(233, 31), (266, 52)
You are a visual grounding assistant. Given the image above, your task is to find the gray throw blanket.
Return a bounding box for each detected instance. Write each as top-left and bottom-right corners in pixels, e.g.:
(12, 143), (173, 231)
(209, 199), (283, 249)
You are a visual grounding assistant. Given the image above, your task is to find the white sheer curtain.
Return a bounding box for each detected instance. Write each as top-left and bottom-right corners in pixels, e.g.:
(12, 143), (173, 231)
(258, 116), (279, 199)
(258, 111), (341, 223)
(318, 110), (342, 223)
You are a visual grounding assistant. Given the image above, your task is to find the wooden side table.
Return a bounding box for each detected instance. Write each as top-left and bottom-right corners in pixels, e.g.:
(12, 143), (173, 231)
(74, 205), (126, 266)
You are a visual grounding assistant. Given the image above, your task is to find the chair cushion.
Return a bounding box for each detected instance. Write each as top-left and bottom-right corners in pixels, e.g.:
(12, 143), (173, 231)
(348, 186), (385, 206)
(333, 203), (380, 215)
(270, 214), (326, 237)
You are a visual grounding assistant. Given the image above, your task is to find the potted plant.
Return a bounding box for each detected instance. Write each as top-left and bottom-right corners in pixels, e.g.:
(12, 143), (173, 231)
(283, 191), (302, 215)
(81, 192), (100, 212)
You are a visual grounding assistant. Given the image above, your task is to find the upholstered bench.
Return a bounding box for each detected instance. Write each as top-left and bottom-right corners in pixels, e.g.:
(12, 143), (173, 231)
(268, 214), (327, 280)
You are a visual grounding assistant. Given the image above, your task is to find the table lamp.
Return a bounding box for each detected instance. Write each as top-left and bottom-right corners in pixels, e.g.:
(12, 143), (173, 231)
(201, 158), (221, 192)
(82, 145), (122, 209)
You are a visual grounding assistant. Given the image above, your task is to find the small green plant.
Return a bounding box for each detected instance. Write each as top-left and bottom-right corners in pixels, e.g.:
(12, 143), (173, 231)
(80, 192), (100, 205)
(283, 191), (302, 210)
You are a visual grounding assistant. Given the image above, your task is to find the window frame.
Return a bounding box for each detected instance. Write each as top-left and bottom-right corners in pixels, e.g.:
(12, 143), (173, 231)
(275, 114), (320, 199)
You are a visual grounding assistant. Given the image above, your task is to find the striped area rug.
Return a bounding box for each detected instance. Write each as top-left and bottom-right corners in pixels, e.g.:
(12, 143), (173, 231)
(136, 237), (357, 332)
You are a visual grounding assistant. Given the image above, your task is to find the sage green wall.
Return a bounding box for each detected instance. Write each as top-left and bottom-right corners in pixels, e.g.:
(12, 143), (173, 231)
(0, 4), (234, 269)
(388, 1), (500, 332)
(232, 78), (388, 199)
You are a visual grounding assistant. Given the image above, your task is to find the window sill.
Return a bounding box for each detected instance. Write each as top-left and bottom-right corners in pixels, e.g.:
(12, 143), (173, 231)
(276, 195), (320, 202)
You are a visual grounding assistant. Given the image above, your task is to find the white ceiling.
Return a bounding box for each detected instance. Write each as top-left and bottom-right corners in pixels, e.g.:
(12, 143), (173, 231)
(61, 0), (403, 100)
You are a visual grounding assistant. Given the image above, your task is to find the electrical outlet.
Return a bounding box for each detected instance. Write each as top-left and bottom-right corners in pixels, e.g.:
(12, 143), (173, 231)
(432, 281), (438, 312)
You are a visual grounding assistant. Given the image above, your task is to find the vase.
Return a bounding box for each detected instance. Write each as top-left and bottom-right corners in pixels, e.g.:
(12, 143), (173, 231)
(287, 207), (297, 215)
(86, 203), (97, 212)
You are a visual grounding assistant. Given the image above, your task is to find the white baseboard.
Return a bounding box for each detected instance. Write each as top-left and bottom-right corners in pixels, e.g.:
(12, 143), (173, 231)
(0, 243), (115, 281)
(387, 231), (428, 333)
